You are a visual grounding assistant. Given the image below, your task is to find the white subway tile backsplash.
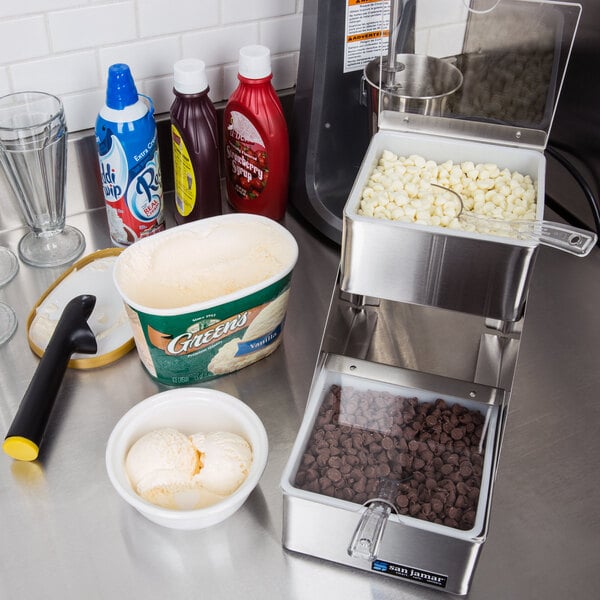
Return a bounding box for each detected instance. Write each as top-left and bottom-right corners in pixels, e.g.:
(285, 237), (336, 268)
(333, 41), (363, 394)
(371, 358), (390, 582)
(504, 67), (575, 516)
(139, 65), (223, 115)
(0, 0), (81, 19)
(222, 0), (296, 25)
(0, 17), (50, 63)
(62, 89), (106, 133)
(99, 37), (180, 81)
(182, 23), (259, 71)
(10, 52), (99, 96)
(417, 0), (468, 28)
(204, 68), (226, 106)
(426, 22), (468, 59)
(0, 0), (303, 131)
(49, 3), (137, 53)
(138, 0), (219, 37)
(223, 63), (239, 99)
(139, 75), (173, 115)
(416, 0), (468, 58)
(259, 14), (302, 54)
(271, 53), (298, 91)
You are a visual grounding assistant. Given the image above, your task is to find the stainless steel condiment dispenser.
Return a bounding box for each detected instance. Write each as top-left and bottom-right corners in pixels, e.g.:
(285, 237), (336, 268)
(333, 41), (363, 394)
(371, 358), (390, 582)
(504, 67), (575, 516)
(282, 0), (582, 594)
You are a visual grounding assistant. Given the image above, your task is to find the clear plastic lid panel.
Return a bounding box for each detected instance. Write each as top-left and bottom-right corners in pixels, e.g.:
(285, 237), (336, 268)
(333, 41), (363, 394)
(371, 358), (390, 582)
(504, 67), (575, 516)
(448, 0), (580, 132)
(374, 0), (581, 148)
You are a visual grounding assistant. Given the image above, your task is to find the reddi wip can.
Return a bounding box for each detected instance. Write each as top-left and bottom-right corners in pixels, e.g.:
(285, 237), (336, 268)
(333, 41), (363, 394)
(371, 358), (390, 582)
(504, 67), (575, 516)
(96, 63), (165, 245)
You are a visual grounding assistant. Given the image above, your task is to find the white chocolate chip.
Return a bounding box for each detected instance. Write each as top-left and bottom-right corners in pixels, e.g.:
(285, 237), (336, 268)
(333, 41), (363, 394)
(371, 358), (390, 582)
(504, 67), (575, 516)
(358, 150), (537, 236)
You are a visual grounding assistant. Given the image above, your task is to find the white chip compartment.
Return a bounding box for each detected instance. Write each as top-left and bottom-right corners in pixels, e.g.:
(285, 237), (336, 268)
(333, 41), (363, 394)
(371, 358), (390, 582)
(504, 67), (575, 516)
(340, 129), (546, 321)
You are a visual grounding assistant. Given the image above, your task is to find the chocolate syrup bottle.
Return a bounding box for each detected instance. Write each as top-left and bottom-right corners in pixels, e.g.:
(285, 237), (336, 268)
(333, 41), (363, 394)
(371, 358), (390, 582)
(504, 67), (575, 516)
(170, 59), (222, 224)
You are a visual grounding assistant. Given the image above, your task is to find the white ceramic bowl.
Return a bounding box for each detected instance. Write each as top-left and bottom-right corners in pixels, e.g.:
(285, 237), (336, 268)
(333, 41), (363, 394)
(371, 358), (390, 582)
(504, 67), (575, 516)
(105, 387), (268, 529)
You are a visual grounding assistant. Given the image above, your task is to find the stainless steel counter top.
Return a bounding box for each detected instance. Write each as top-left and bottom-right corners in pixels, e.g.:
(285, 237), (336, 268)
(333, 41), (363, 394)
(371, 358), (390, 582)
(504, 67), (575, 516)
(1, 189), (599, 598)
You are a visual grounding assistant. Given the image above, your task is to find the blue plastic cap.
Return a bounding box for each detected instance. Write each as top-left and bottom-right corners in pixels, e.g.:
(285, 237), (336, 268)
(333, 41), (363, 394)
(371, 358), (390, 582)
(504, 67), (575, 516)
(105, 63), (138, 110)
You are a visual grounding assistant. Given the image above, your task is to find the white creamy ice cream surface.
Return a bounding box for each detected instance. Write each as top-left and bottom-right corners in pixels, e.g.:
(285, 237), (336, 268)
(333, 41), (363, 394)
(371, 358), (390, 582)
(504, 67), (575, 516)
(125, 427), (253, 510)
(125, 428), (201, 509)
(191, 431), (253, 496)
(116, 220), (296, 309)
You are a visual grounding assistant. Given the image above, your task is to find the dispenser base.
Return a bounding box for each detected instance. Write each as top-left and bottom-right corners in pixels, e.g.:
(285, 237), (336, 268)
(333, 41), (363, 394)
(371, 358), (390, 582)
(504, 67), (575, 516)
(283, 493), (484, 596)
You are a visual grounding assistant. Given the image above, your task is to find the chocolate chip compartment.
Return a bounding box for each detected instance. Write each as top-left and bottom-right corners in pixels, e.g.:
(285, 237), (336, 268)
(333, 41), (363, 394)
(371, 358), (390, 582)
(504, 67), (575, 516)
(281, 354), (506, 595)
(294, 384), (489, 532)
(283, 355), (502, 542)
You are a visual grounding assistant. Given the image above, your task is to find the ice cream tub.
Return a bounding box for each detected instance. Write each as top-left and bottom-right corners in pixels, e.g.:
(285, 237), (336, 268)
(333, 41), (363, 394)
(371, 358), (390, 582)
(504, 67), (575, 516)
(113, 214), (298, 385)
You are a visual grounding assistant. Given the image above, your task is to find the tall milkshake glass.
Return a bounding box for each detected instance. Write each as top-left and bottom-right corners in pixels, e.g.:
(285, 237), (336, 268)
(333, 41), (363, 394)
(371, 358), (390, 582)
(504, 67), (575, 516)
(0, 92), (85, 267)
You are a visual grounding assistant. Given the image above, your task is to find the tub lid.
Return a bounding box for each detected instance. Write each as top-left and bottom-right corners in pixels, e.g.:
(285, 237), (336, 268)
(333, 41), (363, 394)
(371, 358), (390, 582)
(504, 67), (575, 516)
(27, 248), (135, 369)
(373, 0), (581, 151)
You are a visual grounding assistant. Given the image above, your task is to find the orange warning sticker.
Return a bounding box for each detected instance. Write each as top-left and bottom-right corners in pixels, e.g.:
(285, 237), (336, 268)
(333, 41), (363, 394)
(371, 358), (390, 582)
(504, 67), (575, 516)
(347, 29), (389, 43)
(348, 0), (382, 6)
(344, 0), (390, 73)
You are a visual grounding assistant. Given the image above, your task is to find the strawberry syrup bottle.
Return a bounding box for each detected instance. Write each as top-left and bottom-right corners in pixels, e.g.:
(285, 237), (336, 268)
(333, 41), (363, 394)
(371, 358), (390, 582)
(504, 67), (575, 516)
(223, 45), (289, 221)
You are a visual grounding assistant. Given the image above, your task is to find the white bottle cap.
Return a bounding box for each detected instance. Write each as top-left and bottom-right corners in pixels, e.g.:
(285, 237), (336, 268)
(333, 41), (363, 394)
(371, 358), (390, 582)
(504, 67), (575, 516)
(238, 45), (272, 79)
(173, 59), (209, 94)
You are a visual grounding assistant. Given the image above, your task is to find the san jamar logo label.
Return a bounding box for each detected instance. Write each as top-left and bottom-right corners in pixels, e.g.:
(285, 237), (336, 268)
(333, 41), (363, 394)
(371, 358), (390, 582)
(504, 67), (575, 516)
(146, 306), (266, 356)
(372, 560), (448, 588)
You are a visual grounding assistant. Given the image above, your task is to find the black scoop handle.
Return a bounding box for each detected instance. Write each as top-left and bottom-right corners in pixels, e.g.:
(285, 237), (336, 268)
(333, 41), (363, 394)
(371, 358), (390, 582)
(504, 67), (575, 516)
(3, 294), (98, 461)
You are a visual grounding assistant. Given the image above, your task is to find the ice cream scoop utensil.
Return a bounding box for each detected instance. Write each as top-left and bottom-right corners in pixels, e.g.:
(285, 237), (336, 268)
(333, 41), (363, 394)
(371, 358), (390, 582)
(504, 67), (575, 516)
(2, 294), (97, 461)
(431, 183), (597, 257)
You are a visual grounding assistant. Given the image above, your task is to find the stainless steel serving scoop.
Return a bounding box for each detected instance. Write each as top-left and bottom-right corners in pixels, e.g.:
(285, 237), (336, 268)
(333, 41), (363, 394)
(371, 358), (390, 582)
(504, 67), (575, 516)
(431, 184), (598, 257)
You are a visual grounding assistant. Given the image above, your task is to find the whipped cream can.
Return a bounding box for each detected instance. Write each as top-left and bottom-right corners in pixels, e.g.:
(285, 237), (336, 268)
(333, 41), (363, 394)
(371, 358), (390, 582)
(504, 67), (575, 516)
(96, 64), (165, 245)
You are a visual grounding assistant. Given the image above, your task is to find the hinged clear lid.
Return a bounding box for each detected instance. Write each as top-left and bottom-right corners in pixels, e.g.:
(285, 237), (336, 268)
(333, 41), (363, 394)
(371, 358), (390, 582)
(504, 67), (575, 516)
(369, 0), (581, 150)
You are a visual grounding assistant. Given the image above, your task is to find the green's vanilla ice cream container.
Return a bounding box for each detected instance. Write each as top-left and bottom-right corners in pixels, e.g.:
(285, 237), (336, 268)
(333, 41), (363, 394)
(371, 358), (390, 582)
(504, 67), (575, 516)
(114, 214), (298, 385)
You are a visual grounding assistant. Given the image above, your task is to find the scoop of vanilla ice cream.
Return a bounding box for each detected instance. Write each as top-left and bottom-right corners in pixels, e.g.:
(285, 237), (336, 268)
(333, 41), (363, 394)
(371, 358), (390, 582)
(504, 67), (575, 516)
(191, 431), (253, 496)
(125, 427), (254, 510)
(116, 221), (296, 309)
(125, 428), (200, 496)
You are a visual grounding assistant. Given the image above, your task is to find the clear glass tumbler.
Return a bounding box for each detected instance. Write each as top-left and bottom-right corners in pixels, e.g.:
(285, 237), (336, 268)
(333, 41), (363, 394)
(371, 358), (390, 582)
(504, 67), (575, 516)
(0, 92), (85, 267)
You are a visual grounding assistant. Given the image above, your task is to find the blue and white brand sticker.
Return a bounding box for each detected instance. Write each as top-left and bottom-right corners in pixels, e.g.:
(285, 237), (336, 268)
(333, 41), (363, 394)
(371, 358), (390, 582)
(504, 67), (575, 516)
(125, 148), (162, 223)
(99, 135), (128, 203)
(234, 321), (283, 356)
(372, 560), (448, 588)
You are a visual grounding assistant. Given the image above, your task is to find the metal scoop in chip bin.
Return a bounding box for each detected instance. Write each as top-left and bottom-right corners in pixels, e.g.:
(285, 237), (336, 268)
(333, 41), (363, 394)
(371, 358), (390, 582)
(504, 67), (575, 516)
(431, 184), (597, 257)
(348, 478), (401, 561)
